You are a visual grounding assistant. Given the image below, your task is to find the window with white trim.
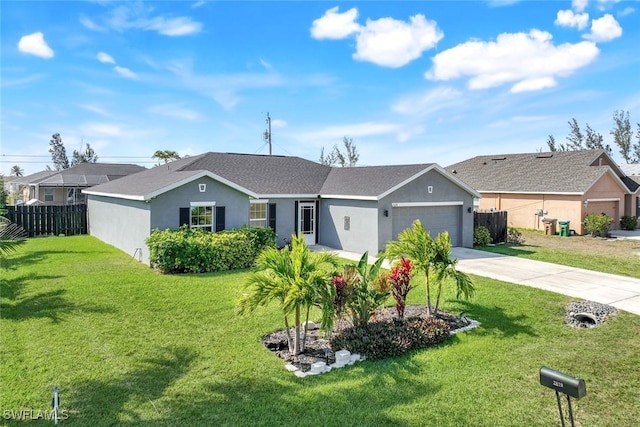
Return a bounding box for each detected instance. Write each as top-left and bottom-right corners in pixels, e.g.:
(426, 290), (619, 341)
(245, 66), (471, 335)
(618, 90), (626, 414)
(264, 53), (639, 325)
(44, 188), (54, 202)
(250, 200), (268, 228)
(190, 202), (216, 231)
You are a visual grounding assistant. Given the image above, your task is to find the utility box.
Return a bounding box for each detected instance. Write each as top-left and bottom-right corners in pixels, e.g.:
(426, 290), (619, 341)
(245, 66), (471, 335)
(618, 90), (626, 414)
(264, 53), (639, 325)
(559, 220), (570, 237)
(542, 218), (557, 235)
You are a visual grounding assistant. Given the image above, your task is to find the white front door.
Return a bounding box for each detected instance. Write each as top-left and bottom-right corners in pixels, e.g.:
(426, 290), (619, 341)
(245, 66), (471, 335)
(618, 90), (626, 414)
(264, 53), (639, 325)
(298, 201), (316, 246)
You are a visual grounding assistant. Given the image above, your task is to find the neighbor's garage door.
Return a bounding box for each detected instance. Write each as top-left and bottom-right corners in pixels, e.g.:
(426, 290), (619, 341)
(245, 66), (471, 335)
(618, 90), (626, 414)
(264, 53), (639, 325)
(392, 205), (462, 246)
(585, 201), (619, 227)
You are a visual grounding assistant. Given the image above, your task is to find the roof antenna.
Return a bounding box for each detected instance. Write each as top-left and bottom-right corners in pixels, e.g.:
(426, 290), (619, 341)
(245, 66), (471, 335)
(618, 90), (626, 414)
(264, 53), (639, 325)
(263, 112), (272, 155)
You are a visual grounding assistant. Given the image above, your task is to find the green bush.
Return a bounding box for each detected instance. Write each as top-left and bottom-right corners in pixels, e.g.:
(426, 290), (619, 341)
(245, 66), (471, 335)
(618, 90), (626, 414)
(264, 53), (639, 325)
(620, 216), (637, 231)
(330, 316), (450, 360)
(506, 227), (525, 245)
(473, 226), (492, 246)
(146, 226), (276, 273)
(583, 213), (613, 237)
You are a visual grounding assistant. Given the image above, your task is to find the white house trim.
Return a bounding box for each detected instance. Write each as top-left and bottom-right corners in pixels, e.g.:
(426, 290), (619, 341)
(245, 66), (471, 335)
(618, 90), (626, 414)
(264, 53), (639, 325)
(392, 201), (464, 208)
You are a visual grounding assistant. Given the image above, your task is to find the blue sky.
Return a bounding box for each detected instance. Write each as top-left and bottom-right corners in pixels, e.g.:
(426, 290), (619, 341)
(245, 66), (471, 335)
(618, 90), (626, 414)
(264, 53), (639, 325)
(2, 0), (639, 176)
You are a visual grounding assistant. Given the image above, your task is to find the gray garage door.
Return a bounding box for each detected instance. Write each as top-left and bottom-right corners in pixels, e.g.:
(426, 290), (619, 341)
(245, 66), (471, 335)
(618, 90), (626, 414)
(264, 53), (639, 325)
(392, 205), (462, 246)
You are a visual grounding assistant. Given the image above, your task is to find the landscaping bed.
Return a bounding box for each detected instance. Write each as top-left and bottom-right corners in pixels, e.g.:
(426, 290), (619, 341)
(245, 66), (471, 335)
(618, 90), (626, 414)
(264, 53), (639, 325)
(262, 305), (473, 371)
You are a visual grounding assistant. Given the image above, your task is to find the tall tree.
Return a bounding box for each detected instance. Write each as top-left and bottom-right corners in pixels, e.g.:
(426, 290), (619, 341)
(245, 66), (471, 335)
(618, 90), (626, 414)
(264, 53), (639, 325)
(546, 134), (568, 152)
(584, 123), (611, 154)
(566, 118), (584, 150)
(71, 143), (98, 166)
(319, 137), (359, 167)
(10, 165), (24, 177)
(153, 150), (181, 165)
(635, 123), (640, 163)
(611, 110), (634, 163)
(49, 133), (70, 170)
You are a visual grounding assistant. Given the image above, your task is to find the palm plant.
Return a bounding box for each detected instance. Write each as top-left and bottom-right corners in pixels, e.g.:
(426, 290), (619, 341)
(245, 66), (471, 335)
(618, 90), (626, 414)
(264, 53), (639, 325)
(237, 234), (337, 355)
(385, 219), (437, 315)
(0, 215), (26, 259)
(431, 231), (475, 315)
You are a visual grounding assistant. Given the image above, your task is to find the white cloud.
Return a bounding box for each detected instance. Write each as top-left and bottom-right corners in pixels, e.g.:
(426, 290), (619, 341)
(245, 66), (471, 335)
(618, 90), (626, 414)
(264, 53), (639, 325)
(583, 14), (623, 42)
(618, 7), (635, 17)
(81, 123), (121, 137)
(146, 16), (202, 36)
(80, 104), (111, 117)
(295, 122), (401, 144)
(572, 0), (589, 12)
(79, 15), (105, 32)
(93, 4), (202, 36)
(392, 86), (464, 116)
(426, 30), (599, 93)
(511, 77), (557, 93)
(114, 66), (138, 79)
(555, 10), (590, 29)
(148, 104), (202, 121)
(191, 1), (206, 8)
(271, 119), (287, 128)
(97, 52), (116, 64)
(17, 32), (54, 59)
(259, 58), (273, 71)
(310, 6), (360, 39)
(354, 14), (444, 68)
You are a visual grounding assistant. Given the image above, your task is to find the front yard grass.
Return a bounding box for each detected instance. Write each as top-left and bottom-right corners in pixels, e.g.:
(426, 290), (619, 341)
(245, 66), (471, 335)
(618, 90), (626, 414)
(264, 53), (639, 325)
(2, 236), (640, 426)
(478, 229), (640, 279)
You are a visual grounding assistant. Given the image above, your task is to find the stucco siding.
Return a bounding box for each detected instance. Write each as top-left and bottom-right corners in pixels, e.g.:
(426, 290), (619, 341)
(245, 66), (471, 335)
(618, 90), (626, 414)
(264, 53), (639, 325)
(149, 176), (250, 231)
(87, 195), (151, 263)
(319, 199), (380, 255)
(380, 169), (475, 247)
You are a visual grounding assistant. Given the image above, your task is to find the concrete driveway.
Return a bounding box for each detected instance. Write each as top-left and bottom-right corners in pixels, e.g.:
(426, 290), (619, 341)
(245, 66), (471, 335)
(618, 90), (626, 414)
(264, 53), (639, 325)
(451, 247), (640, 316)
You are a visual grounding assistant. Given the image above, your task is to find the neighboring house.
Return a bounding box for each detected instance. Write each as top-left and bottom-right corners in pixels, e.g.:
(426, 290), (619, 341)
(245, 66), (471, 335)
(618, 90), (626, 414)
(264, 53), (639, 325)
(11, 163), (146, 205)
(83, 152), (480, 265)
(447, 150), (640, 234)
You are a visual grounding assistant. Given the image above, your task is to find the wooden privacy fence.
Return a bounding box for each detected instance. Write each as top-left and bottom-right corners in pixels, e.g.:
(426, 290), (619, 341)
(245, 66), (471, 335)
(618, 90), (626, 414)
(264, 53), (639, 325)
(475, 210), (507, 244)
(5, 204), (87, 237)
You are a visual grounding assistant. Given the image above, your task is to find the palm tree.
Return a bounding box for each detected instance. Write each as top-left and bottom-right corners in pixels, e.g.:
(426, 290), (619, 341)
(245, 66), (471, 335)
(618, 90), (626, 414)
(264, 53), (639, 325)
(10, 165), (24, 177)
(152, 150), (181, 165)
(431, 231), (475, 315)
(237, 234), (337, 355)
(385, 219), (437, 315)
(0, 215), (26, 259)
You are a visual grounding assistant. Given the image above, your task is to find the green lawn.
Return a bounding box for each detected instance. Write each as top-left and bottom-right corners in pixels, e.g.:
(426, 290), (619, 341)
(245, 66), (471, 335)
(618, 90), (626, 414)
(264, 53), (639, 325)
(477, 230), (640, 279)
(2, 236), (640, 426)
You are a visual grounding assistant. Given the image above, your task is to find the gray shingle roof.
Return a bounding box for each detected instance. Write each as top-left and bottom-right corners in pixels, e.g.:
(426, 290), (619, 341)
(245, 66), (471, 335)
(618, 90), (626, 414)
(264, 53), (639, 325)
(85, 152), (472, 200)
(14, 163), (146, 187)
(447, 150), (632, 194)
(321, 164), (433, 197)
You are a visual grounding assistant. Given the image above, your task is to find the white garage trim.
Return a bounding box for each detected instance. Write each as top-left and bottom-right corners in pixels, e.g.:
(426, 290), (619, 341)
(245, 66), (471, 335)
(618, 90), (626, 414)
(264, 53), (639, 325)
(585, 198), (620, 203)
(391, 201), (464, 208)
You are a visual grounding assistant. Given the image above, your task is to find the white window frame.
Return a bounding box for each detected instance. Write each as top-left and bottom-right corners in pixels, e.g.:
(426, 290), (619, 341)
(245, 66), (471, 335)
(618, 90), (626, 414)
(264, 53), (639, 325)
(189, 201), (216, 231)
(249, 200), (268, 228)
(44, 188), (54, 202)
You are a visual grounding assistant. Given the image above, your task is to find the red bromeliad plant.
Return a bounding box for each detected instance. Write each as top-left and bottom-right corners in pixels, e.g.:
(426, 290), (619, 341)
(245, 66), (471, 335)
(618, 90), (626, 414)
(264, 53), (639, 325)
(389, 257), (414, 318)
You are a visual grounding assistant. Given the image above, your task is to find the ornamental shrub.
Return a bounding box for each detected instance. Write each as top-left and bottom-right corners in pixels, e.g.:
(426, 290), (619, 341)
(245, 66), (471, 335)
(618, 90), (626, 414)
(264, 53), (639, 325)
(620, 216), (637, 231)
(330, 316), (450, 360)
(506, 227), (525, 245)
(583, 213), (613, 237)
(473, 226), (492, 246)
(146, 226), (276, 273)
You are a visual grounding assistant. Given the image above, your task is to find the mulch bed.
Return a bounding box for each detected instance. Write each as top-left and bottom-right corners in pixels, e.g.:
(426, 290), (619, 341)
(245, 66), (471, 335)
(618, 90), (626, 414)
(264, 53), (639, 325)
(261, 305), (470, 371)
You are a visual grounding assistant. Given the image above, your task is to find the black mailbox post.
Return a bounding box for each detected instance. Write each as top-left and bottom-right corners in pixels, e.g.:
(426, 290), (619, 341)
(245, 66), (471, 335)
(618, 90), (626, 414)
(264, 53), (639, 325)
(540, 367), (587, 427)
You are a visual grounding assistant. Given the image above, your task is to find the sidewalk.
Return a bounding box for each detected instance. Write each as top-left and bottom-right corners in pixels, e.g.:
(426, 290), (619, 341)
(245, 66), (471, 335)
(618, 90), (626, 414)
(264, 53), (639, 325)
(310, 245), (640, 316)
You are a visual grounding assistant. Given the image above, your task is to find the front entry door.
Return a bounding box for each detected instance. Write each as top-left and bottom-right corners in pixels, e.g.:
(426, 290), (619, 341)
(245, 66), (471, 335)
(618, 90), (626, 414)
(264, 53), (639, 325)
(298, 201), (316, 246)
